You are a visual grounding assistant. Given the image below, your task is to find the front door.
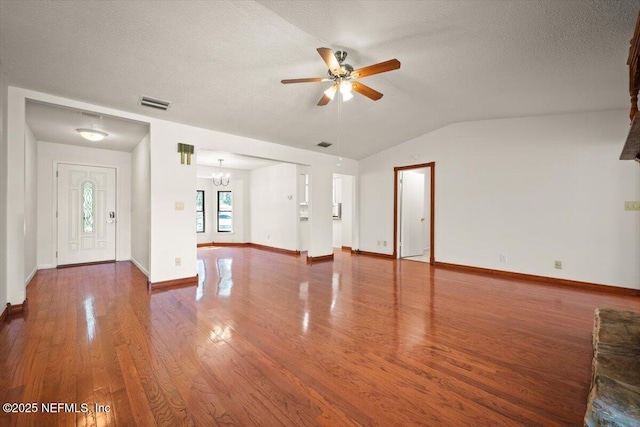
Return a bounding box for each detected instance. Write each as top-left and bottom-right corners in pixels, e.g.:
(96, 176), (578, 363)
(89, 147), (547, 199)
(57, 164), (116, 266)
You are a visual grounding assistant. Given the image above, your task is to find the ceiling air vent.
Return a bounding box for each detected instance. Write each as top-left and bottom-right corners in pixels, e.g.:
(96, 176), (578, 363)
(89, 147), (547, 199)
(317, 142), (332, 148)
(139, 95), (171, 111)
(80, 111), (102, 119)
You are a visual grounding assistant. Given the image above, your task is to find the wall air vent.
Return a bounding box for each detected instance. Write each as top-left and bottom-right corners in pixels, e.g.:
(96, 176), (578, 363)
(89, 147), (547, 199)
(317, 142), (332, 148)
(139, 96), (171, 111)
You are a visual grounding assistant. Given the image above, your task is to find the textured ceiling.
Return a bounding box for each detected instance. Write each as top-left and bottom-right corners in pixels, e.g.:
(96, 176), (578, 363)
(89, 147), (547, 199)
(25, 101), (149, 152)
(1, 1), (637, 159)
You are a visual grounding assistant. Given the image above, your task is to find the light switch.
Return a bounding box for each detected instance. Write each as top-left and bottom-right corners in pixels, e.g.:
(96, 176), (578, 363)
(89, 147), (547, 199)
(175, 201), (184, 211)
(625, 201), (640, 211)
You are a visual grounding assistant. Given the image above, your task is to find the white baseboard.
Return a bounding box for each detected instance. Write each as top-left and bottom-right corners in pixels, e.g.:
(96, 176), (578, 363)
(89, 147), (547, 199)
(25, 267), (38, 286)
(130, 258), (149, 278)
(37, 264), (56, 270)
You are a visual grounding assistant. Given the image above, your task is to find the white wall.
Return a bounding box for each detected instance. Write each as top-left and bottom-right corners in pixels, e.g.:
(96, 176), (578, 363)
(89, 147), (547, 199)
(37, 141), (132, 268)
(145, 117), (356, 280)
(360, 171), (394, 252)
(0, 68), (7, 309)
(131, 133), (150, 276)
(5, 87), (26, 303)
(24, 124), (37, 284)
(332, 219), (342, 248)
(6, 87), (358, 287)
(196, 166), (249, 244)
(299, 220), (310, 251)
(148, 121), (197, 283)
(250, 163), (298, 250)
(360, 110), (640, 289)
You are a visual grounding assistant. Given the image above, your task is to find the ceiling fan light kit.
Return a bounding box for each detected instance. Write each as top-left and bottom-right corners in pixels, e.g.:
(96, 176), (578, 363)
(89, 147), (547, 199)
(281, 47), (400, 106)
(324, 85), (337, 101)
(341, 88), (354, 101)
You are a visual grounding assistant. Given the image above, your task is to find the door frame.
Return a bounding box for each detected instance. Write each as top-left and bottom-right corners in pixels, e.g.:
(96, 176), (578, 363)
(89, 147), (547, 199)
(393, 162), (435, 263)
(53, 161), (119, 267)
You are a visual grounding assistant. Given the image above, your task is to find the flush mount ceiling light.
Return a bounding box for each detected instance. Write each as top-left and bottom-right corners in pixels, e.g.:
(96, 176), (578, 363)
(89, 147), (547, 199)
(76, 128), (108, 142)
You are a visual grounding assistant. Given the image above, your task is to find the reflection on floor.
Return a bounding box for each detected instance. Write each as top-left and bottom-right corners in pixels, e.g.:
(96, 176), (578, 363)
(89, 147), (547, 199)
(403, 250), (430, 263)
(6, 248), (640, 425)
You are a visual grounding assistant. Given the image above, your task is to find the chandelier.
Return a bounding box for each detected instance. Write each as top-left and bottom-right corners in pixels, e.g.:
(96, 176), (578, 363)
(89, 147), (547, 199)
(213, 159), (230, 186)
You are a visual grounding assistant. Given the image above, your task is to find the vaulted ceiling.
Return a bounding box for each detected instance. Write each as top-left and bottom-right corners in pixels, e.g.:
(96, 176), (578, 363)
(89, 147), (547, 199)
(1, 1), (637, 159)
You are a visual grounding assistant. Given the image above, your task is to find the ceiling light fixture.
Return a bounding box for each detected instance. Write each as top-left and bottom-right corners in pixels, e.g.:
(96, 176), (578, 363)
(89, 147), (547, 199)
(324, 84), (337, 101)
(340, 80), (352, 96)
(340, 79), (353, 101)
(76, 128), (108, 142)
(213, 159), (230, 186)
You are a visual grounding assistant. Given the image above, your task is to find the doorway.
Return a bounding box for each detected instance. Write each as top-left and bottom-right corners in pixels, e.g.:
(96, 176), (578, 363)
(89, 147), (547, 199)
(57, 163), (117, 266)
(393, 162), (435, 263)
(332, 173), (355, 250)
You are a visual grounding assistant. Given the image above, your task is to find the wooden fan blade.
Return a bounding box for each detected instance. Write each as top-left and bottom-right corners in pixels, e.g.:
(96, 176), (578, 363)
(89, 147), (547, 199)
(281, 77), (330, 84)
(351, 59), (401, 79)
(317, 47), (341, 75)
(318, 84), (337, 106)
(352, 82), (383, 101)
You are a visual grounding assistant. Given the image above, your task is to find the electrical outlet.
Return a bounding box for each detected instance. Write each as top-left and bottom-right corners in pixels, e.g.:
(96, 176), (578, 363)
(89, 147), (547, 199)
(383, 241), (387, 247)
(499, 254), (508, 263)
(175, 257), (181, 266)
(554, 260), (562, 269)
(377, 240), (380, 246)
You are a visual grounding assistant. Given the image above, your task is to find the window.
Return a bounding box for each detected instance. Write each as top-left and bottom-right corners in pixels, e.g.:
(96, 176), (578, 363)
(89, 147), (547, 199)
(82, 181), (94, 233)
(217, 191), (233, 232)
(196, 190), (205, 233)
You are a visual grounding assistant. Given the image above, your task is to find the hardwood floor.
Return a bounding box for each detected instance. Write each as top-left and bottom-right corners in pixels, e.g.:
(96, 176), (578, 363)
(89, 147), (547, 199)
(1, 247), (639, 426)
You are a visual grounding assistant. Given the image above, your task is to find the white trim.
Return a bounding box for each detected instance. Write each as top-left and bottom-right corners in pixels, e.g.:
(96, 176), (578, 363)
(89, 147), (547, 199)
(25, 267), (38, 286)
(130, 257), (149, 278)
(37, 264), (56, 270)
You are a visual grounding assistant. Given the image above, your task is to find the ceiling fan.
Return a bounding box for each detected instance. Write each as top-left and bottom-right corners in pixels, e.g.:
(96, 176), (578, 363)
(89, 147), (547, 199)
(281, 48), (401, 106)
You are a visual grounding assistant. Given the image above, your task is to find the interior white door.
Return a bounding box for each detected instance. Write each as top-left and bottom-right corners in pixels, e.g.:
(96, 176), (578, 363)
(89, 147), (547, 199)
(400, 170), (425, 258)
(57, 164), (116, 265)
